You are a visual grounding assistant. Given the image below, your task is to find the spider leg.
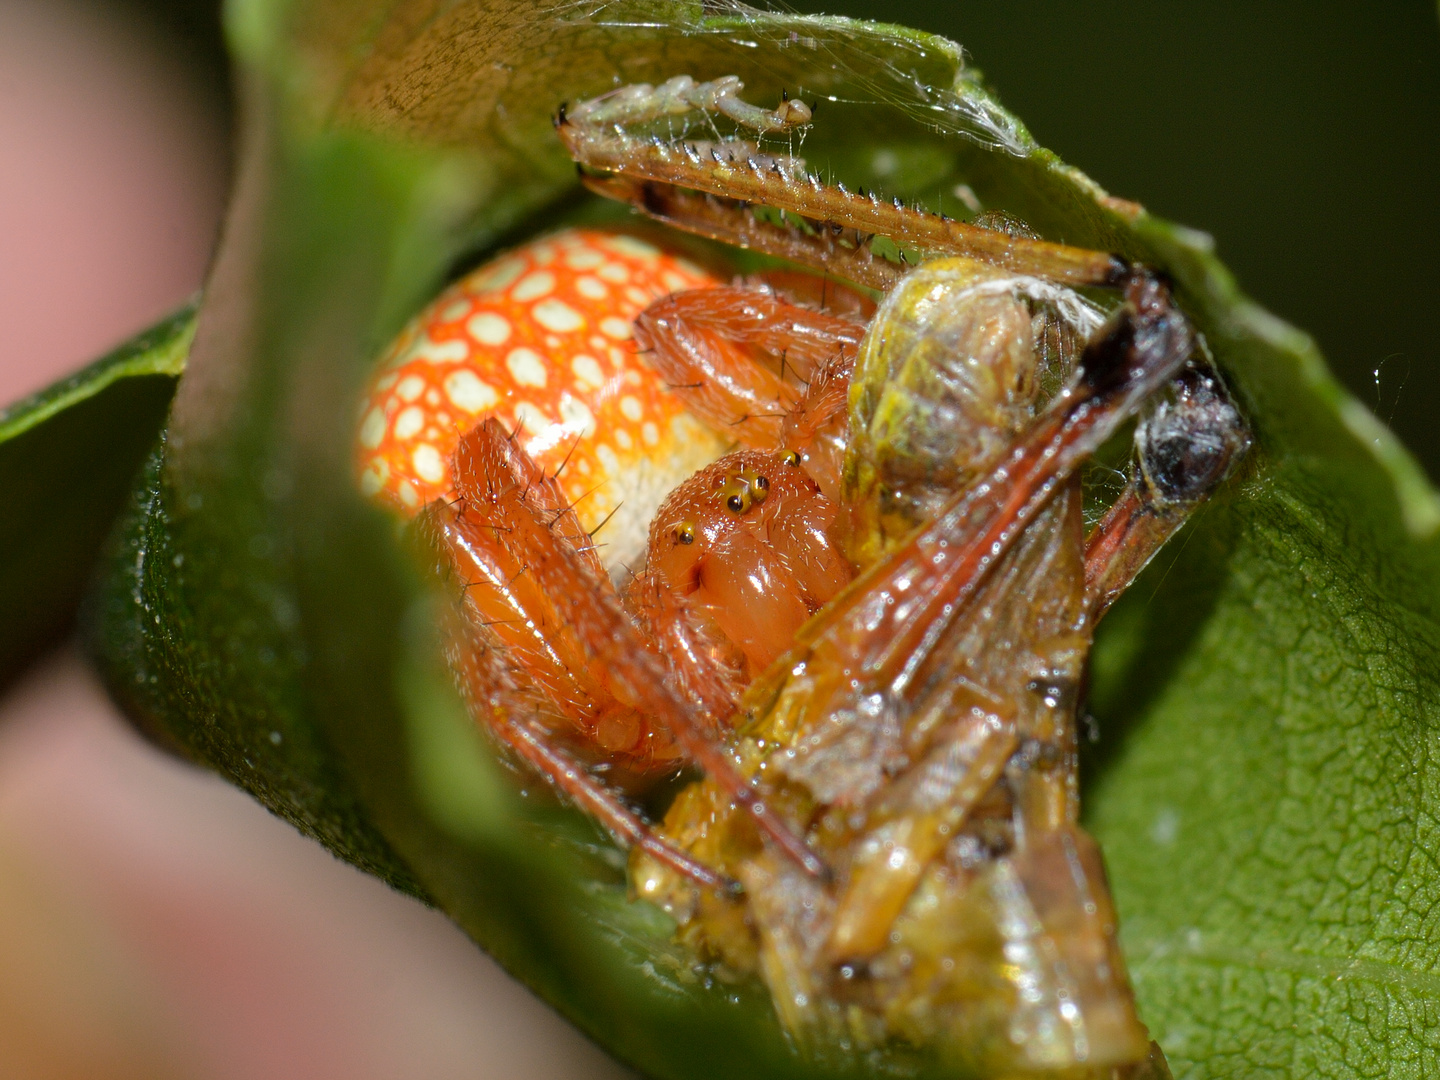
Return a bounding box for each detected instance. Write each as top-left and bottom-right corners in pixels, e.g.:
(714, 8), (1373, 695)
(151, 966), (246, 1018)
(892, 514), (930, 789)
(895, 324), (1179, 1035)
(451, 420), (831, 880)
(427, 491), (659, 765)
(778, 351), (852, 503)
(1084, 360), (1251, 622)
(497, 712), (739, 893)
(443, 601), (737, 892)
(624, 569), (745, 739)
(634, 286), (863, 450)
(557, 76), (1126, 287)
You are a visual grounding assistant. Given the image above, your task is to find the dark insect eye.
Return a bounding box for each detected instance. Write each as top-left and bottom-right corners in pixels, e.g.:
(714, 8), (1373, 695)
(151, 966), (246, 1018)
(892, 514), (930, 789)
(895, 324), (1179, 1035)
(781, 449), (801, 467)
(753, 475), (769, 491)
(675, 521), (696, 544)
(726, 494), (745, 512)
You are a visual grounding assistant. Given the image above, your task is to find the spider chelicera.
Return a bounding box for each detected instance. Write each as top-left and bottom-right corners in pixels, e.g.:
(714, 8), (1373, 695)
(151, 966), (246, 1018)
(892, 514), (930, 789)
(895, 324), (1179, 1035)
(359, 73), (1250, 1076)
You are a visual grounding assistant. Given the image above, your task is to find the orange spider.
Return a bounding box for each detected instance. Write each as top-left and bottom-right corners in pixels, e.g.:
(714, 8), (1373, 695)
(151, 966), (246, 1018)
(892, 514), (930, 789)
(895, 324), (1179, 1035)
(358, 74), (1250, 1074)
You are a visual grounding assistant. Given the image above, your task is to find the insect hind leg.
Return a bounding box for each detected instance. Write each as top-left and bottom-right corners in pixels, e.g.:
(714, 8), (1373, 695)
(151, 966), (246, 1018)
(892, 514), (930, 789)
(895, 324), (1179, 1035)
(558, 75), (1125, 288)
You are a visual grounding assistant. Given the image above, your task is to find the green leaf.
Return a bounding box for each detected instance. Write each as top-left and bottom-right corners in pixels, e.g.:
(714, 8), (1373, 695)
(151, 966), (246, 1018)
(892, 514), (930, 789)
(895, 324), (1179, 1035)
(0, 306), (190, 687)
(77, 1), (1440, 1077)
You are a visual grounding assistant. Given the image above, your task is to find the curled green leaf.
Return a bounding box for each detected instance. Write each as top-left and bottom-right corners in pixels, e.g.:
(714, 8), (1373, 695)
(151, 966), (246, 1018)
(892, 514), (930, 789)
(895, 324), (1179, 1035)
(0, 305), (190, 686)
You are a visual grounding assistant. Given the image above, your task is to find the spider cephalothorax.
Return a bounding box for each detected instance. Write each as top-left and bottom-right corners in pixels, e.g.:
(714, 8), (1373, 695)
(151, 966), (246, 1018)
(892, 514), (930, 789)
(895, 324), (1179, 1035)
(357, 73), (1250, 1078)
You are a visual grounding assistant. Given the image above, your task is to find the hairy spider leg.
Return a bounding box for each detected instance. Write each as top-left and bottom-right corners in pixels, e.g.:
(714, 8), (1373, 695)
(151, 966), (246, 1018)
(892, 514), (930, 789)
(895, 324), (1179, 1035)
(624, 570), (746, 730)
(449, 419), (831, 881)
(429, 424), (762, 888)
(441, 592), (736, 892)
(634, 286), (863, 427)
(496, 714), (738, 893)
(557, 75), (1127, 287)
(430, 497), (688, 772)
(634, 286), (864, 498)
(1083, 360), (1251, 621)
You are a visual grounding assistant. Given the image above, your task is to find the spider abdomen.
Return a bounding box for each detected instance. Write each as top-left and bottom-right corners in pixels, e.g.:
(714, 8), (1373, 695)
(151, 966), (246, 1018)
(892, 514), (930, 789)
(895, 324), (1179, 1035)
(357, 228), (725, 571)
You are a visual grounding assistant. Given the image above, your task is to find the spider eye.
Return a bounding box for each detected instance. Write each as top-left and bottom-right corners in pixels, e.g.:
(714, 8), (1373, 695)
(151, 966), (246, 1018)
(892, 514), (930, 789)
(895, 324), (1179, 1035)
(742, 469), (770, 504)
(675, 521), (696, 545)
(781, 449), (802, 467)
(720, 478), (751, 514)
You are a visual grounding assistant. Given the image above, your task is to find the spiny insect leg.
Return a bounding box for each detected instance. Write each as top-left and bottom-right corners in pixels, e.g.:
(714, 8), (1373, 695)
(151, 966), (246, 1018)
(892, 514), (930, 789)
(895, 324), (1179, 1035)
(583, 174), (905, 293)
(558, 76), (1125, 287)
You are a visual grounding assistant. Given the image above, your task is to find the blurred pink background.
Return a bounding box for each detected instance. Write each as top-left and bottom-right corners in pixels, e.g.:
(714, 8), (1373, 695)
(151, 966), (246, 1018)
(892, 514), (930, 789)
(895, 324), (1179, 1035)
(0, 1), (631, 1075)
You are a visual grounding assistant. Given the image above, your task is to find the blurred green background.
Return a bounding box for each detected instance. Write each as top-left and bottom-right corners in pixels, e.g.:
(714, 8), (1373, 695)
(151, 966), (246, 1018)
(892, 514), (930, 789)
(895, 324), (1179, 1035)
(119, 0), (1440, 476)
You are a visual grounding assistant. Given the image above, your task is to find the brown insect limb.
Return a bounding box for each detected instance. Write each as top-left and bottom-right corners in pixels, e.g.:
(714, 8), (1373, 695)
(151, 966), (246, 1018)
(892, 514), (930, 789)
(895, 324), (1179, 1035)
(557, 77), (1126, 287)
(451, 420), (831, 881)
(824, 709), (1019, 960)
(1084, 360), (1251, 620)
(582, 173), (906, 293)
